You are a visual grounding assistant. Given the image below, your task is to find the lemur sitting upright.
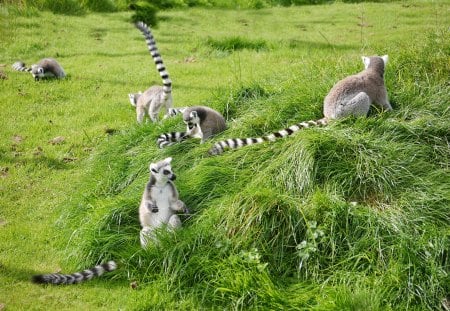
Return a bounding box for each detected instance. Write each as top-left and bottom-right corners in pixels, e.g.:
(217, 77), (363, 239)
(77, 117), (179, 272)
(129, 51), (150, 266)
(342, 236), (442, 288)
(139, 157), (189, 247)
(31, 158), (188, 285)
(209, 55), (392, 155)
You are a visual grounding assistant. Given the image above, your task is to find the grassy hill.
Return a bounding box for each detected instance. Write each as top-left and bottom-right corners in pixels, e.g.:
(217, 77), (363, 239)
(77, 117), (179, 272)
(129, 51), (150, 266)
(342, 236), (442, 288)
(0, 1), (448, 310)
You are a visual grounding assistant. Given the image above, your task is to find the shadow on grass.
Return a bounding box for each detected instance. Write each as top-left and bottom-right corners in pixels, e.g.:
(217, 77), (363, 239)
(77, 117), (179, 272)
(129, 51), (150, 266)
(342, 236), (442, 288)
(0, 262), (40, 283)
(0, 152), (72, 171)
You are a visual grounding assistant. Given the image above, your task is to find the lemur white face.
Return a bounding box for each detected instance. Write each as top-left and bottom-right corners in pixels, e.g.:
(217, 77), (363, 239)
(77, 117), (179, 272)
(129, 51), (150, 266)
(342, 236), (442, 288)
(183, 111), (200, 130)
(31, 66), (45, 80)
(150, 157), (176, 182)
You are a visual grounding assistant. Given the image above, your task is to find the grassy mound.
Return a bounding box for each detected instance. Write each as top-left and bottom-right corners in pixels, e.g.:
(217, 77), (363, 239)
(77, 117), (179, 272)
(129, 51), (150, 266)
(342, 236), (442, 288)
(64, 30), (448, 310)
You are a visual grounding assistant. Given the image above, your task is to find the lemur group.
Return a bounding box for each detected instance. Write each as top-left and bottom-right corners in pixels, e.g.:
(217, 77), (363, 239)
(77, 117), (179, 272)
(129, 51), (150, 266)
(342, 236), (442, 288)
(14, 22), (392, 285)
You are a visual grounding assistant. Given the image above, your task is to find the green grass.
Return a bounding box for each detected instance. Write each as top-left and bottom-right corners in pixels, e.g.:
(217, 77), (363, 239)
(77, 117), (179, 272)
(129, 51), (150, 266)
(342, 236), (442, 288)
(0, 1), (449, 310)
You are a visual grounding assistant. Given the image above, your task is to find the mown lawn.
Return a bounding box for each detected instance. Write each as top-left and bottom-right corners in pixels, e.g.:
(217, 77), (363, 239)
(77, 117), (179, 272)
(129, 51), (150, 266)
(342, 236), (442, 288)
(0, 1), (448, 310)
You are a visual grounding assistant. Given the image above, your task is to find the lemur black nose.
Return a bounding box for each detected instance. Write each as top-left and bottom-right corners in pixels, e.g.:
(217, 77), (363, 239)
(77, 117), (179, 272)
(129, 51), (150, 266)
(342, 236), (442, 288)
(170, 174), (176, 181)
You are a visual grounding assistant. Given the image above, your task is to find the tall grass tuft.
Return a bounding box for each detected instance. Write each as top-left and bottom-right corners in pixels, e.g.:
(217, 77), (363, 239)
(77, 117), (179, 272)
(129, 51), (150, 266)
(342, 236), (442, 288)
(206, 36), (268, 52)
(130, 1), (159, 26)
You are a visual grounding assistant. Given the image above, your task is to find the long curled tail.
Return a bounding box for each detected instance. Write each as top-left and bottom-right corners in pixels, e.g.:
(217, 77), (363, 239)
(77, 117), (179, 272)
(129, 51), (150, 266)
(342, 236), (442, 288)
(135, 21), (172, 102)
(32, 261), (117, 285)
(209, 118), (328, 155)
(157, 131), (189, 148)
(12, 61), (32, 73)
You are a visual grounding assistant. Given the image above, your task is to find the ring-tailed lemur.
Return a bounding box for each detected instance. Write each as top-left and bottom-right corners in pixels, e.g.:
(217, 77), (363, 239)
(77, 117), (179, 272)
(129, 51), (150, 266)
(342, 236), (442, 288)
(32, 158), (188, 284)
(128, 92), (186, 118)
(139, 157), (189, 247)
(130, 22), (178, 123)
(209, 55), (392, 155)
(12, 58), (65, 81)
(32, 261), (117, 285)
(157, 106), (227, 148)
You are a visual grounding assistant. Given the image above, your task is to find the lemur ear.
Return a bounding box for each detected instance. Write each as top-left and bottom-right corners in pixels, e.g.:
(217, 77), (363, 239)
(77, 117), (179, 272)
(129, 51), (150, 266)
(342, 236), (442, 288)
(164, 157), (173, 164)
(381, 55), (389, 65)
(190, 111), (198, 118)
(362, 56), (370, 69)
(149, 163), (157, 173)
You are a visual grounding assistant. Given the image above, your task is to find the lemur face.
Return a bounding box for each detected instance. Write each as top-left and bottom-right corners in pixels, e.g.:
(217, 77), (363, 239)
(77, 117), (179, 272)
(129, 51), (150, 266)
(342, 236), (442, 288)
(149, 157), (176, 182)
(183, 111), (200, 130)
(31, 66), (45, 81)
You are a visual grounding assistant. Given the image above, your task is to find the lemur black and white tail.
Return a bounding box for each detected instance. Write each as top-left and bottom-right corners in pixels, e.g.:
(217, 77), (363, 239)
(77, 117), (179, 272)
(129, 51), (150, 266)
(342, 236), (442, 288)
(167, 107), (186, 117)
(209, 118), (328, 155)
(157, 131), (189, 148)
(32, 261), (117, 285)
(12, 61), (32, 73)
(135, 21), (172, 102)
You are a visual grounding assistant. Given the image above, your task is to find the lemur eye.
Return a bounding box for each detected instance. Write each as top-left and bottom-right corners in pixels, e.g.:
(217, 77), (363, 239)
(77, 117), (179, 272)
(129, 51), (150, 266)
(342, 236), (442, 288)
(162, 169), (171, 175)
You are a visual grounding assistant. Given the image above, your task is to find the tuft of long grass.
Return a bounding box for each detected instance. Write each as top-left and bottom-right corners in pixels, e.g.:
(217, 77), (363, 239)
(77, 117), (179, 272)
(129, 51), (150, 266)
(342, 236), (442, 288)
(206, 36), (268, 52)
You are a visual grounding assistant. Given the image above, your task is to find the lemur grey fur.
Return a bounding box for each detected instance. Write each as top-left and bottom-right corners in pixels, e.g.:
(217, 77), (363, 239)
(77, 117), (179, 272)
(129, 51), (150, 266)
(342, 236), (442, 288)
(12, 58), (65, 81)
(139, 157), (188, 248)
(209, 55), (392, 155)
(157, 106), (227, 148)
(32, 261), (116, 285)
(128, 93), (186, 118)
(130, 22), (176, 123)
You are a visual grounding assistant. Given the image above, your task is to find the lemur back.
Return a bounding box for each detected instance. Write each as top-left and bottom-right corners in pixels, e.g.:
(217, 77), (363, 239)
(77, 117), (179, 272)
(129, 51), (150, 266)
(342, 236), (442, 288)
(130, 22), (175, 123)
(12, 58), (65, 80)
(157, 106), (227, 148)
(139, 157), (188, 247)
(209, 55), (391, 155)
(32, 261), (116, 285)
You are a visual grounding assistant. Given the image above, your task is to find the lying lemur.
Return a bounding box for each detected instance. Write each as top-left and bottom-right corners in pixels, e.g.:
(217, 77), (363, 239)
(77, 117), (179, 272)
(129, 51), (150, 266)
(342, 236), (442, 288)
(32, 158), (187, 285)
(209, 55), (392, 155)
(12, 58), (65, 81)
(157, 106), (227, 148)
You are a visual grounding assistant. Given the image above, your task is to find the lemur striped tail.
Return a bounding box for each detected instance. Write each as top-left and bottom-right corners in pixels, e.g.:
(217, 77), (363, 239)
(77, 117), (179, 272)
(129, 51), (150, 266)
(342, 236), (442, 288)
(32, 261), (117, 285)
(135, 21), (172, 102)
(157, 131), (189, 148)
(167, 107), (186, 117)
(12, 61), (32, 72)
(209, 118), (328, 155)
